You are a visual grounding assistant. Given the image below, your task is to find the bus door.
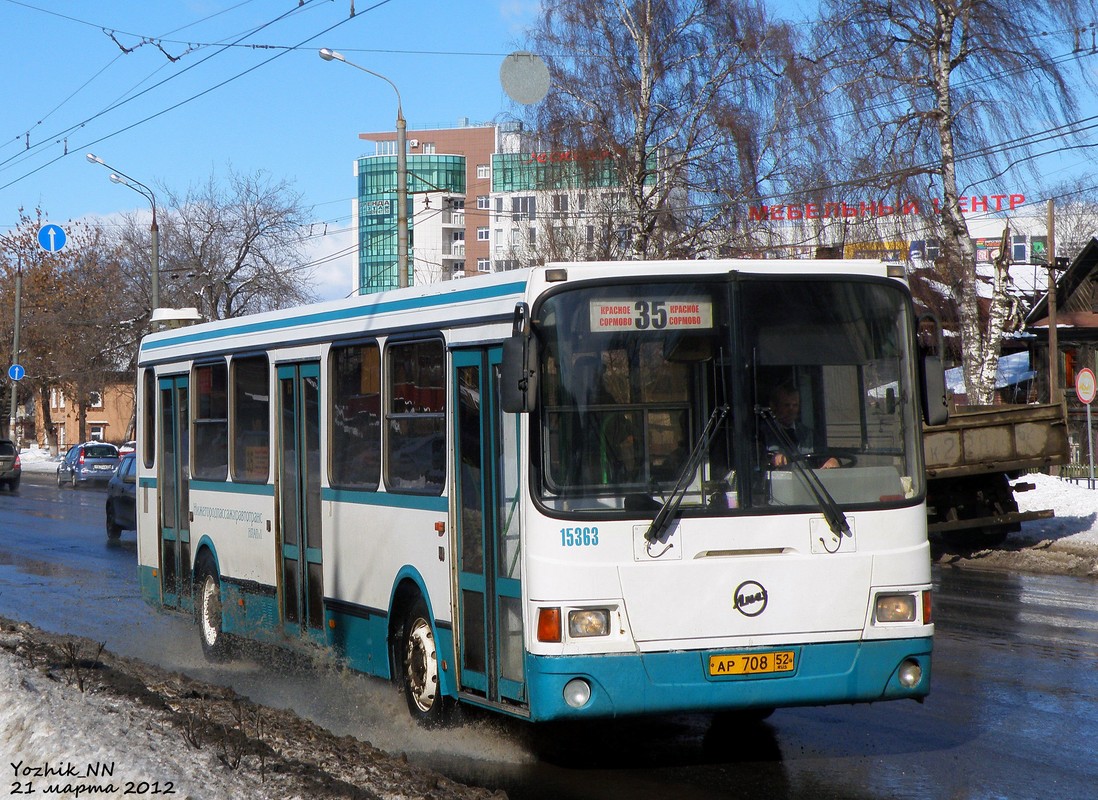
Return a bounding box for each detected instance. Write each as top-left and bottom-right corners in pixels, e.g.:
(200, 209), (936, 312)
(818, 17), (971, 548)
(452, 347), (526, 709)
(158, 374), (190, 610)
(276, 362), (325, 643)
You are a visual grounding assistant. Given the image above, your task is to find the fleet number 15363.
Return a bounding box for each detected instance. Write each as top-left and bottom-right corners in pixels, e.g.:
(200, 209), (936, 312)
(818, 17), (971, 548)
(560, 526), (599, 547)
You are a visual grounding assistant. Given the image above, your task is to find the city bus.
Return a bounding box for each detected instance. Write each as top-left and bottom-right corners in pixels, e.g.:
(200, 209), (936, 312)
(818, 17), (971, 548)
(134, 259), (941, 725)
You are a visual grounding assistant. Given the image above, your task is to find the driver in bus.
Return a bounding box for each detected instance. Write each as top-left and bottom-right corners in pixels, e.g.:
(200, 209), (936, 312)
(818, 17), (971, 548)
(766, 381), (840, 469)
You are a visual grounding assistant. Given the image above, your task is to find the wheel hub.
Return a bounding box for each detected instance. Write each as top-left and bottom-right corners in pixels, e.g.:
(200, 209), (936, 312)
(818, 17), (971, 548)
(404, 618), (438, 713)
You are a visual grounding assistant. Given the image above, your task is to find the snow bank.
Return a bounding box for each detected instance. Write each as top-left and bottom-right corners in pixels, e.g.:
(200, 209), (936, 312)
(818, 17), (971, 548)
(0, 640), (286, 800)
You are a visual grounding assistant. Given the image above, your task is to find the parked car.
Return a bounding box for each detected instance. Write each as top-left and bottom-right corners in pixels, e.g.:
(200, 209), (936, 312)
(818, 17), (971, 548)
(0, 439), (20, 491)
(57, 442), (120, 488)
(105, 453), (137, 539)
(118, 440), (137, 456)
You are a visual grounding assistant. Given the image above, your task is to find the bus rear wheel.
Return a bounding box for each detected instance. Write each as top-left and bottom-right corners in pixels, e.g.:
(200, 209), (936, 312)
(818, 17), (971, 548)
(196, 557), (231, 662)
(400, 599), (449, 726)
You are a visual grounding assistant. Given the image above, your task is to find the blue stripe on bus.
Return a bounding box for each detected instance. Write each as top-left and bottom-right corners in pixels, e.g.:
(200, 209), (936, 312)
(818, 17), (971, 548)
(322, 487), (448, 512)
(140, 279), (528, 353)
(190, 480), (276, 496)
(136, 477), (443, 511)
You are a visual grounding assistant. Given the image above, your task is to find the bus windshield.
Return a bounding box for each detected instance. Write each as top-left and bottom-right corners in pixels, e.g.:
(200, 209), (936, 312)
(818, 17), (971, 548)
(533, 276), (923, 516)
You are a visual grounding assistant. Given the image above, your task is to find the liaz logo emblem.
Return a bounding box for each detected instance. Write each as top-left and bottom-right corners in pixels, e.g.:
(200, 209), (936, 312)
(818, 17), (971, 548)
(733, 580), (768, 617)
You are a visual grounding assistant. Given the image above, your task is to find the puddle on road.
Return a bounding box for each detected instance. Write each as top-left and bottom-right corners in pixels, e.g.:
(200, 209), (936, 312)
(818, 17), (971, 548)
(0, 548), (86, 579)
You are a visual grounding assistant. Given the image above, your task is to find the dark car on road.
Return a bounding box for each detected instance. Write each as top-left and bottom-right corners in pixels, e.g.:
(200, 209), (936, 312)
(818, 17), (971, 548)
(105, 453), (137, 539)
(0, 438), (20, 491)
(57, 442), (120, 488)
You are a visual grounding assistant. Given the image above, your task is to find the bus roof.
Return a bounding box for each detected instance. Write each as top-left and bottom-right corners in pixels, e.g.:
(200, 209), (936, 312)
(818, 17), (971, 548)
(138, 259), (901, 365)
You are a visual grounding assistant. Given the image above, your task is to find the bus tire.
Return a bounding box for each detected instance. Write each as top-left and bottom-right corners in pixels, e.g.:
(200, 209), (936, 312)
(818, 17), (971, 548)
(196, 556), (231, 662)
(400, 598), (449, 726)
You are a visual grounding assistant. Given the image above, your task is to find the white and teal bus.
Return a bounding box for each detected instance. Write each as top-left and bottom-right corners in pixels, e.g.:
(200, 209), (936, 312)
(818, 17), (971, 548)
(135, 259), (941, 724)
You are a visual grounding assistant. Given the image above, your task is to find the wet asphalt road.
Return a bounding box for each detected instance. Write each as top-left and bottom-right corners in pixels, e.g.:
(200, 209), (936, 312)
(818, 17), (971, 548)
(2, 473), (1097, 799)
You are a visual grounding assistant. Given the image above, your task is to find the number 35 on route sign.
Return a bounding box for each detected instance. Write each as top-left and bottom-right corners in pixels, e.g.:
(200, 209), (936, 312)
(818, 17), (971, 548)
(1077, 368), (1096, 405)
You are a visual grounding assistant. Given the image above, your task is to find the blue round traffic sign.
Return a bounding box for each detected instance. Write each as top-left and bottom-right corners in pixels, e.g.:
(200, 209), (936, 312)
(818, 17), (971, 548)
(8, 364), (25, 381)
(37, 223), (67, 252)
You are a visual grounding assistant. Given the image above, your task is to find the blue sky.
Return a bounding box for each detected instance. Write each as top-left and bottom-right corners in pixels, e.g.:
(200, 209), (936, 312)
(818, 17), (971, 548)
(0, 0), (540, 299)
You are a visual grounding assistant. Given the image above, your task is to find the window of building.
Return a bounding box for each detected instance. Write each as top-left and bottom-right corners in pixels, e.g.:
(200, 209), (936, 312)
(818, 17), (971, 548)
(453, 230), (465, 242)
(376, 140), (397, 156)
(422, 142), (436, 154)
(89, 426), (105, 441)
(477, 195), (490, 210)
(477, 258), (491, 272)
(1013, 235), (1028, 263)
(477, 226), (490, 241)
(231, 355), (270, 483)
(386, 340), (445, 494)
(477, 164), (491, 179)
(553, 194), (569, 218)
(528, 227), (537, 245)
(51, 389), (64, 410)
(451, 198), (465, 210)
(511, 195), (536, 221)
(330, 343), (380, 491)
(193, 362), (229, 481)
(88, 391), (103, 408)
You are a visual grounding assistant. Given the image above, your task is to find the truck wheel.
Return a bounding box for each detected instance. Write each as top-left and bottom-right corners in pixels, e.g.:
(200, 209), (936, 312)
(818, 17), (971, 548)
(399, 598), (449, 726)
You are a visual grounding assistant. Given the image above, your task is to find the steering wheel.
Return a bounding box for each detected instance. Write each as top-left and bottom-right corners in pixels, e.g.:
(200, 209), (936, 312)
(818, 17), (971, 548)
(809, 450), (857, 468)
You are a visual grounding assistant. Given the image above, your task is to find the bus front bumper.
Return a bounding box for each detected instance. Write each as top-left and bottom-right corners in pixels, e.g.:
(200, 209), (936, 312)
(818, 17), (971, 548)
(524, 637), (932, 722)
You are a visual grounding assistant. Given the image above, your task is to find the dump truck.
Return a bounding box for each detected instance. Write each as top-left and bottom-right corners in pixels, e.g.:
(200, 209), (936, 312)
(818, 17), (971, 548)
(923, 401), (1070, 548)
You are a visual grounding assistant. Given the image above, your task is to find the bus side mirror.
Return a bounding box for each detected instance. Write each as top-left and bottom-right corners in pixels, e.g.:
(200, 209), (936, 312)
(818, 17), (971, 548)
(501, 302), (537, 414)
(501, 335), (537, 413)
(920, 353), (948, 426)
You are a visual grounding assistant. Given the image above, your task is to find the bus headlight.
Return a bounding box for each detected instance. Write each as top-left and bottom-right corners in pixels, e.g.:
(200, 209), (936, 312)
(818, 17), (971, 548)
(875, 593), (917, 623)
(568, 609), (610, 637)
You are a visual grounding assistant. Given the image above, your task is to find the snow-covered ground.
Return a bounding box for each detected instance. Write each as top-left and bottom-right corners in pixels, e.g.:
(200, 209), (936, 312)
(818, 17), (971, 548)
(6, 445), (1098, 797)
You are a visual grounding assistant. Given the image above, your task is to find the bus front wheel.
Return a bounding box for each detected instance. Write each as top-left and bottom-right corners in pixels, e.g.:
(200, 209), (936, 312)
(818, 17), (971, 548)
(196, 557), (231, 662)
(400, 599), (449, 726)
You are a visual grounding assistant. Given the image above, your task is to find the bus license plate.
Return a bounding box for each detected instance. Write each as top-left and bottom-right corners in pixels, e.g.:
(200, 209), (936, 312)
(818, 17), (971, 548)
(708, 650), (795, 677)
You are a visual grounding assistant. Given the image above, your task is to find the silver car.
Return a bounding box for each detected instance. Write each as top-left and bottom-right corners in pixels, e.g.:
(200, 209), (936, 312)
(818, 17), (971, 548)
(57, 442), (120, 488)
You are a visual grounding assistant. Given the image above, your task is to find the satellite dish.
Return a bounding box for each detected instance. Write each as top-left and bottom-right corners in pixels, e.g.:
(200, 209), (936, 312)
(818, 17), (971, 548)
(500, 50), (550, 105)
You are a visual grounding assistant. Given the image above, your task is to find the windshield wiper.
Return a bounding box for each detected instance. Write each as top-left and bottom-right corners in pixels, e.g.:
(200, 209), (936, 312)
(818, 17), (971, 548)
(644, 404), (728, 544)
(756, 406), (851, 540)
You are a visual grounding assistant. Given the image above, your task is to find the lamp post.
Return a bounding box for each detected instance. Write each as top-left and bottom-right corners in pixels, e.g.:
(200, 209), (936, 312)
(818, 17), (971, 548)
(86, 153), (160, 320)
(319, 48), (408, 289)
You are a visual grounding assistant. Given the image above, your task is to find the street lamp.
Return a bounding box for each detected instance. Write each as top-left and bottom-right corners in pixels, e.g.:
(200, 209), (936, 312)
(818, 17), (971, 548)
(319, 47), (408, 289)
(86, 153), (160, 319)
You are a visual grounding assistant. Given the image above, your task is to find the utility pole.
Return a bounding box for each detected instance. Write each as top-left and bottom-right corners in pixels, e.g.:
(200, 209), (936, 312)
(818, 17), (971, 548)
(1047, 199), (1060, 405)
(7, 252), (21, 447)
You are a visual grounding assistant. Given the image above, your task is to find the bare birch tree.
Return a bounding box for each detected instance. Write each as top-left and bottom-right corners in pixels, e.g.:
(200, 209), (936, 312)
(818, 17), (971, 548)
(523, 0), (806, 260)
(813, 0), (1098, 403)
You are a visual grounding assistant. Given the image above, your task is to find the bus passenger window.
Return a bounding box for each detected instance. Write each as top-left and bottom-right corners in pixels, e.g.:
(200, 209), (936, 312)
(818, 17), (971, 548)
(193, 362), (228, 481)
(231, 356), (270, 483)
(330, 343), (381, 490)
(386, 340), (445, 494)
